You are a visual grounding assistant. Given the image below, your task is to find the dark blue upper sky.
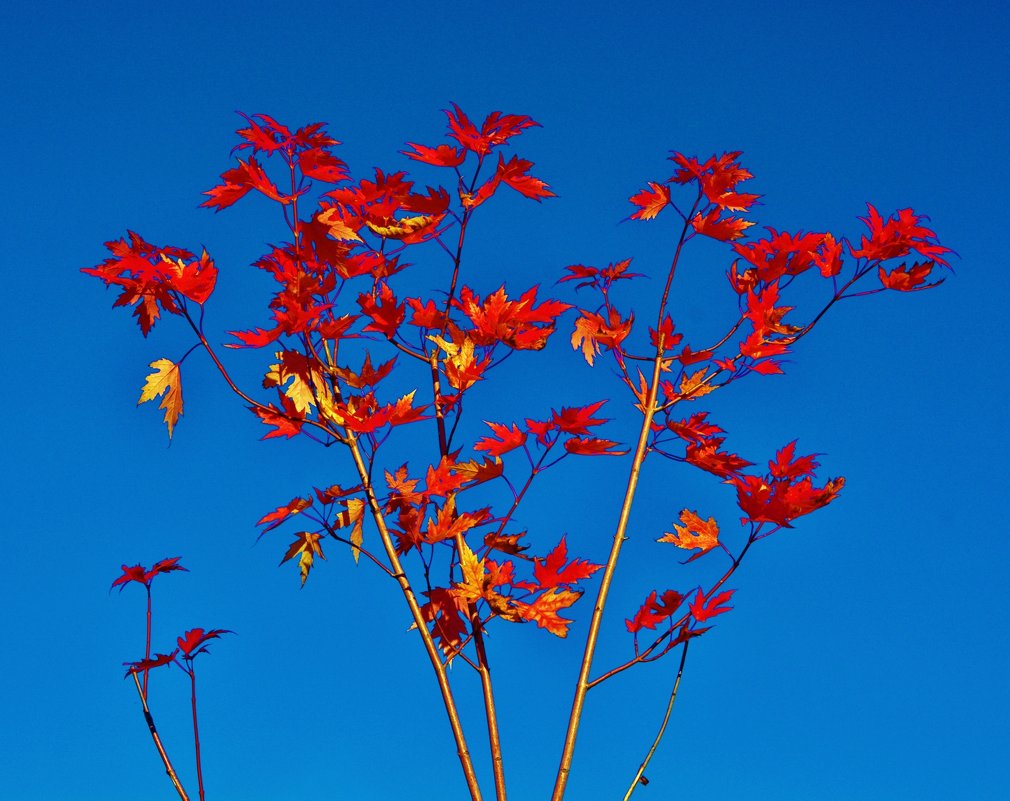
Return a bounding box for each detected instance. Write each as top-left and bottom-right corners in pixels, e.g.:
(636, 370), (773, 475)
(3, 2), (1007, 799)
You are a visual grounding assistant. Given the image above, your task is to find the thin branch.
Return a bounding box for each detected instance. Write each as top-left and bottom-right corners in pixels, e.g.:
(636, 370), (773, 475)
(551, 209), (697, 801)
(130, 671), (190, 801)
(343, 433), (484, 801)
(550, 336), (666, 801)
(587, 538), (755, 689)
(188, 665), (206, 801)
(143, 586), (152, 698)
(621, 642), (690, 801)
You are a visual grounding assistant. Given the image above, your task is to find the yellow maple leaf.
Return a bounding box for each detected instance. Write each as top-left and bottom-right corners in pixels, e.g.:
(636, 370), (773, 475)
(454, 536), (486, 604)
(138, 358), (183, 439)
(333, 498), (366, 564)
(365, 214), (434, 239)
(316, 208), (363, 242)
(570, 315), (601, 366)
(263, 352), (321, 415)
(428, 334), (483, 390)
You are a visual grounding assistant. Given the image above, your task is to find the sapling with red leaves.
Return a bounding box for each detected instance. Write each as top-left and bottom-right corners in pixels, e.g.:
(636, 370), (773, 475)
(88, 106), (950, 801)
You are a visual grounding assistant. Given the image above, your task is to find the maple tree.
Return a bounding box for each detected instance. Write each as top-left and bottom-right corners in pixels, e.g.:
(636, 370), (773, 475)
(86, 107), (950, 800)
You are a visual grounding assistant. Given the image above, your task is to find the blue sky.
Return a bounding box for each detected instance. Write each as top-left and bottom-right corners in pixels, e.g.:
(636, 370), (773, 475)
(3, 2), (1008, 799)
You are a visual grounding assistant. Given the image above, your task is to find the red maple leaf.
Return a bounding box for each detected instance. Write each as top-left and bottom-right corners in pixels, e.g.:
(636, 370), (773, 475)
(111, 557), (187, 591)
(455, 285), (571, 350)
(297, 147), (348, 183)
(768, 441), (820, 480)
(257, 496), (313, 532)
(563, 437), (627, 456)
(497, 154), (554, 201)
(878, 261), (941, 291)
(405, 298), (449, 330)
(685, 437), (753, 478)
(425, 454), (468, 498)
(333, 352), (397, 390)
(733, 229), (828, 283)
(628, 182), (671, 220)
(813, 232), (844, 277)
(475, 421), (527, 457)
(625, 589), (685, 633)
(168, 249), (218, 305)
(560, 259), (642, 291)
(571, 309), (634, 366)
(650, 316), (684, 352)
(124, 650), (179, 677)
(234, 113), (285, 153)
(690, 208), (755, 241)
(402, 142), (466, 167)
(730, 473), (844, 527)
(202, 156), (289, 211)
(851, 205), (951, 267)
(689, 588), (735, 623)
(551, 400), (609, 435)
(177, 628), (233, 659)
(532, 536), (602, 589)
(251, 396), (305, 439)
(421, 587), (469, 658)
(444, 104), (539, 155)
(357, 283), (405, 339)
(667, 412), (724, 443)
(82, 233), (208, 336)
(668, 151), (758, 211)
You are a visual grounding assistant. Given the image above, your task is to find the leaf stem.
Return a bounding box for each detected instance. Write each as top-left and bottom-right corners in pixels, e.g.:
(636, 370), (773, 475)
(188, 664), (206, 801)
(143, 586), (152, 698)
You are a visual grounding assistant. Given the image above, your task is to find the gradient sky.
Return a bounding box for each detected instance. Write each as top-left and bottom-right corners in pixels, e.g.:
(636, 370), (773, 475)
(3, 2), (1008, 800)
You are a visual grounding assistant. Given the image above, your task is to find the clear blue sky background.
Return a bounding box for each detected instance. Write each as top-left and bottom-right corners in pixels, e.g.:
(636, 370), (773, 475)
(3, 2), (1007, 799)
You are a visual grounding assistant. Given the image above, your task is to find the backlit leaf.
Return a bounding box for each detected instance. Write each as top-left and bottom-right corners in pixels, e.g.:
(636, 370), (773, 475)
(137, 359), (183, 439)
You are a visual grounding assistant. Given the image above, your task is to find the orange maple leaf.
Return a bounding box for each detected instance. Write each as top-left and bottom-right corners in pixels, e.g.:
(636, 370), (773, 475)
(571, 310), (633, 366)
(517, 585), (581, 634)
(658, 510), (720, 561)
(280, 531), (326, 585)
(515, 588), (583, 638)
(678, 368), (716, 400)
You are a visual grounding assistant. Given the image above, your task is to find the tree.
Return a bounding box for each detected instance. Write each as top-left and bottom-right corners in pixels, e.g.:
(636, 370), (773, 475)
(84, 107), (950, 801)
